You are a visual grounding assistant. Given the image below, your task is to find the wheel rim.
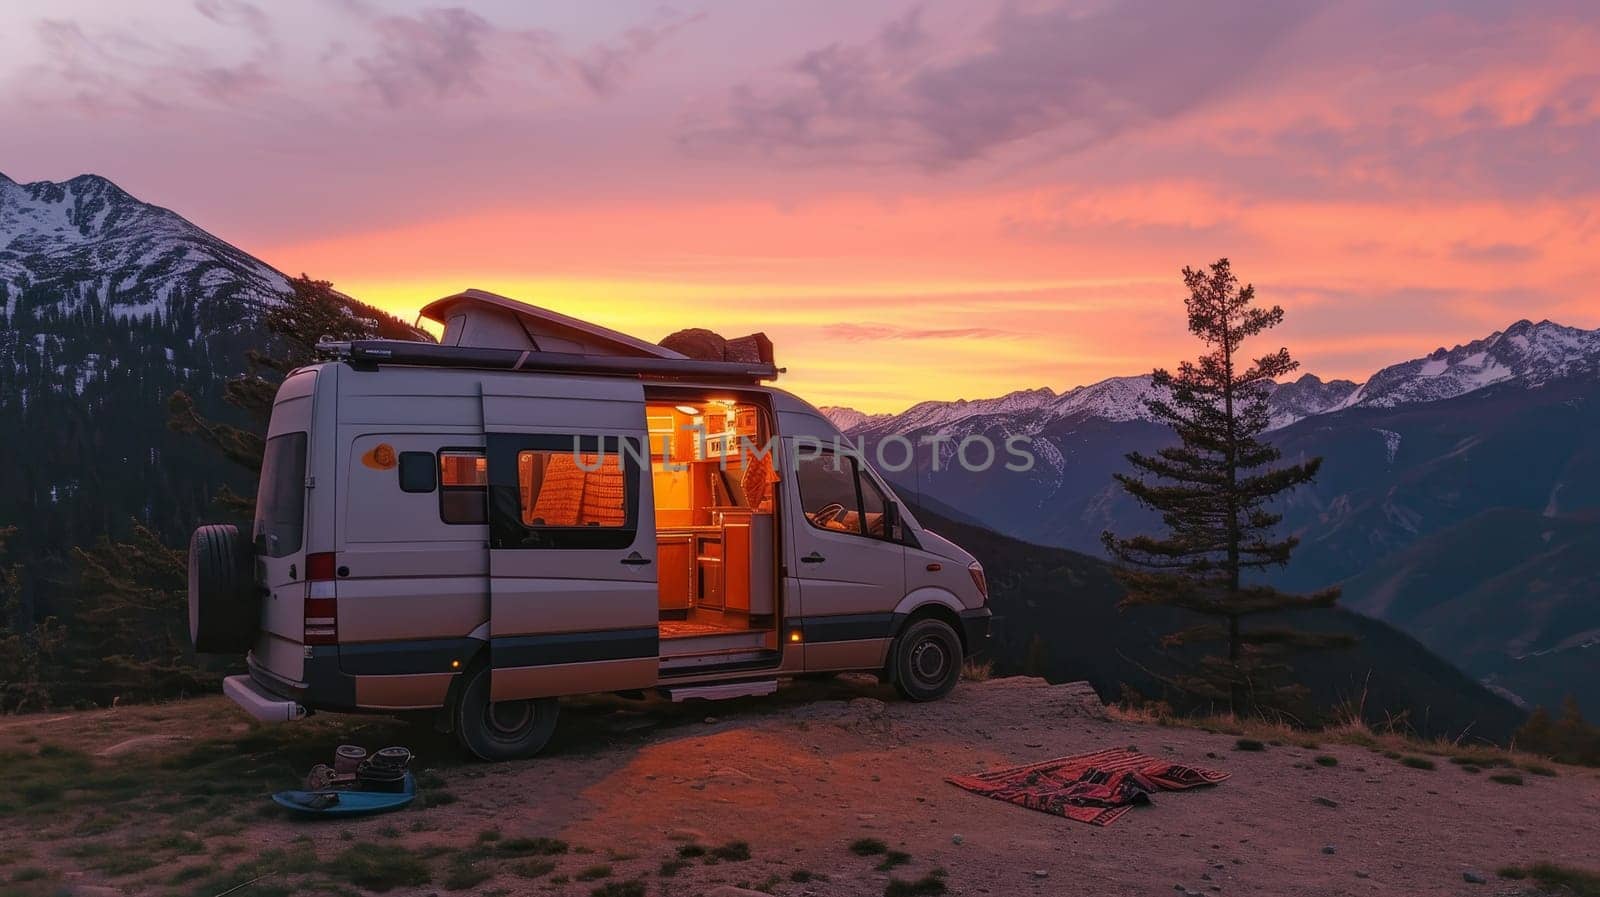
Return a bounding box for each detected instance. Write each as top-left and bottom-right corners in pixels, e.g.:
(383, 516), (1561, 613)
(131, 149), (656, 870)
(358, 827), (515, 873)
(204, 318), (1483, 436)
(487, 699), (535, 737)
(909, 637), (950, 686)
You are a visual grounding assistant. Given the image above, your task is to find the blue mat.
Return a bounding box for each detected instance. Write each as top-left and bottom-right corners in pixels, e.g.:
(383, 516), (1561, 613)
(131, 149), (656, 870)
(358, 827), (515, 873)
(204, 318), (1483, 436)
(272, 772), (416, 817)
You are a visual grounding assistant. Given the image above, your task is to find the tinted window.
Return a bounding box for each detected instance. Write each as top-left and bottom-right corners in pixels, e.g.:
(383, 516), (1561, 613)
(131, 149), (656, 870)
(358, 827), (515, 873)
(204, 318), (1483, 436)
(255, 432), (308, 557)
(398, 451), (436, 493)
(439, 450), (487, 524)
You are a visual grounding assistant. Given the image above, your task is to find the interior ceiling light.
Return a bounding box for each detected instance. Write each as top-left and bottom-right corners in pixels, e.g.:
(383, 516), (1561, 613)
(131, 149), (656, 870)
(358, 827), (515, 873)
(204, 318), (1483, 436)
(674, 404), (700, 415)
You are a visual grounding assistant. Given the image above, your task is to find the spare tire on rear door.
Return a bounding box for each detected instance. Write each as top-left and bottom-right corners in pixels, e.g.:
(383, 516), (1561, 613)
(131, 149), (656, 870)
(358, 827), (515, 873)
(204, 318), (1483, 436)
(189, 524), (259, 653)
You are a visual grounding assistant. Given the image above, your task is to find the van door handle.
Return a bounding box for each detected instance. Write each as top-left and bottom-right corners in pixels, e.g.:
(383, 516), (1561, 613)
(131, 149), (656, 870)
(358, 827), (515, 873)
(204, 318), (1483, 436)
(620, 552), (653, 566)
(801, 552), (825, 564)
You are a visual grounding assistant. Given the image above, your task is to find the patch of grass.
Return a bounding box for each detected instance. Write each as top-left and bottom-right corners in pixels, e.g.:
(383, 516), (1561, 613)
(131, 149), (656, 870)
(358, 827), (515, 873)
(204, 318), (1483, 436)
(591, 880), (646, 897)
(850, 837), (889, 856)
(1399, 756), (1435, 770)
(420, 789), (458, 808)
(94, 851), (161, 876)
(513, 859), (557, 879)
(575, 864), (613, 881)
(324, 843), (432, 892)
(676, 843), (707, 859)
(658, 858), (688, 877)
(500, 836), (568, 857)
(166, 865), (211, 885)
(1521, 762), (1558, 777)
(877, 849), (912, 871)
(1489, 772), (1525, 786)
(1497, 863), (1600, 896)
(791, 869), (826, 883)
(10, 867), (51, 883)
(145, 832), (206, 854)
(960, 658), (993, 682)
(709, 840), (751, 862)
(885, 870), (949, 897)
(1313, 755), (1338, 767)
(1382, 750), (1402, 760)
(477, 827), (502, 843)
(749, 873), (785, 893)
(443, 854), (492, 891)
(1234, 738), (1266, 752)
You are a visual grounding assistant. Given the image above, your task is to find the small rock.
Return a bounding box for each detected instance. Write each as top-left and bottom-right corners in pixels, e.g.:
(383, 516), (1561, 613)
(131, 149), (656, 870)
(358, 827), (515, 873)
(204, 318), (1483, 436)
(704, 716), (719, 724)
(1354, 870), (1370, 879)
(1200, 872), (1212, 881)
(1312, 796), (1339, 808)
(951, 834), (964, 845)
(1175, 885), (1186, 891)
(1321, 845), (1337, 855)
(1463, 870), (1487, 884)
(1032, 870), (1049, 879)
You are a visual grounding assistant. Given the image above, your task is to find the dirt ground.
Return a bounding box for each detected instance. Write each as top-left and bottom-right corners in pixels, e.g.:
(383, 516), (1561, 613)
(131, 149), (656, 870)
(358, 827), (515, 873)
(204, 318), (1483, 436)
(1, 676), (1597, 897)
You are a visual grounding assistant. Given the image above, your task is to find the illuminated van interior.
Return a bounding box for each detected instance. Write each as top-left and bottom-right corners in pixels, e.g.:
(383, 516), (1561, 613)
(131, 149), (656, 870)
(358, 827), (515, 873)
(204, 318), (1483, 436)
(646, 396), (779, 652)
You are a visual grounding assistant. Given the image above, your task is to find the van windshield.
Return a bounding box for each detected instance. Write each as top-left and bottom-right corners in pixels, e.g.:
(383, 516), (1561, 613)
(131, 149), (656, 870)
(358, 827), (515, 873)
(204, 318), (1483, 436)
(256, 432), (308, 558)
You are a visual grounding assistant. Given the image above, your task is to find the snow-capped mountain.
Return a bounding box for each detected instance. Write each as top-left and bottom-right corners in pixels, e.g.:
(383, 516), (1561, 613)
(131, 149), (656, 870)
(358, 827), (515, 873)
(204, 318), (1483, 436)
(1335, 319), (1600, 410)
(0, 171), (422, 560)
(1, 171), (290, 331)
(833, 319), (1599, 440)
(818, 406), (889, 432)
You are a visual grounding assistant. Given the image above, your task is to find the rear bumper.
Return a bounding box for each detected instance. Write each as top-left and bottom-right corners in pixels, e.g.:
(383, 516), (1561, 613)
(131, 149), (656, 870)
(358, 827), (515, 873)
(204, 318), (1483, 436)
(223, 674), (307, 723)
(959, 607), (992, 656)
(245, 648), (360, 713)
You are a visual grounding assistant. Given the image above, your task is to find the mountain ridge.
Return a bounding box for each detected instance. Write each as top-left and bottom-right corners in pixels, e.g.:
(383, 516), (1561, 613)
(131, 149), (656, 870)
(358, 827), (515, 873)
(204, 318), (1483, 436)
(824, 318), (1600, 437)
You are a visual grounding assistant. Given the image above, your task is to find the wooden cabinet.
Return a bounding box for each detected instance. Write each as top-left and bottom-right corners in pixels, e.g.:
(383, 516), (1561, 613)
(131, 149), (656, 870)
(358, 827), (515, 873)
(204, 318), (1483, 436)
(657, 535), (693, 611)
(695, 534), (723, 609)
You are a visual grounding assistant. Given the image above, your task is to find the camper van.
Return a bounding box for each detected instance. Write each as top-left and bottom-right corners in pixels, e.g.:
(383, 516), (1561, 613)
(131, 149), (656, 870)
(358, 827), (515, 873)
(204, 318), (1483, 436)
(189, 290), (990, 760)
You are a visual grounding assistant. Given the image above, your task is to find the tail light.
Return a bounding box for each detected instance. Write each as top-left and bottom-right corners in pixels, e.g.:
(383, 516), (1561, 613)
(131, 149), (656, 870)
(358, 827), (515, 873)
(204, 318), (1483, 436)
(968, 562), (988, 603)
(304, 552), (338, 646)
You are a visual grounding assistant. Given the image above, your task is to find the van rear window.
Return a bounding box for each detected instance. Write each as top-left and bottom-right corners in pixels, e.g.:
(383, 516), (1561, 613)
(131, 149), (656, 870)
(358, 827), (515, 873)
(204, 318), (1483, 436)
(256, 432), (308, 557)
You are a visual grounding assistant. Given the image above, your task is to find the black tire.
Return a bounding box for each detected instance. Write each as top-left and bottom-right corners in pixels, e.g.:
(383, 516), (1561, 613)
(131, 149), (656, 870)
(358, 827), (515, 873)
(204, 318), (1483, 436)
(453, 665), (560, 761)
(188, 524), (258, 653)
(892, 618), (962, 702)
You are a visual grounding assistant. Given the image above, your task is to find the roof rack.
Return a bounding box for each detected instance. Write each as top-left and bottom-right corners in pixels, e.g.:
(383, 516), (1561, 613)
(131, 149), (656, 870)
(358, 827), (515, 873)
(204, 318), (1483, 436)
(321, 339), (782, 383)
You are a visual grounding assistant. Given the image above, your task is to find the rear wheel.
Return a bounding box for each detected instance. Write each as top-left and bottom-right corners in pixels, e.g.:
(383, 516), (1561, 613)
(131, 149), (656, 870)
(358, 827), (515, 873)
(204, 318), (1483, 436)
(453, 665), (560, 761)
(188, 524), (258, 653)
(892, 618), (962, 702)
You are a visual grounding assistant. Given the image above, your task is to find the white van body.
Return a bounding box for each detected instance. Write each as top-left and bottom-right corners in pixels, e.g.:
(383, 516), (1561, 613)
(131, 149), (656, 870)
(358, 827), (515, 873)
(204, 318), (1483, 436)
(207, 291), (990, 760)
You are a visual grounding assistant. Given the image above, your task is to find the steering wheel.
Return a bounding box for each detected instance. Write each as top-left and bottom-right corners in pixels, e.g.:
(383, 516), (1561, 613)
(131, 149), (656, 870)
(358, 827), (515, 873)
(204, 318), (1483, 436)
(809, 502), (848, 527)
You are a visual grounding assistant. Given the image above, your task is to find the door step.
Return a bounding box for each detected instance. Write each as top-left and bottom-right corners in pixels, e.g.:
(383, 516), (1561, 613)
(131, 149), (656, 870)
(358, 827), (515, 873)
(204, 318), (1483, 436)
(664, 679), (779, 702)
(658, 629), (768, 658)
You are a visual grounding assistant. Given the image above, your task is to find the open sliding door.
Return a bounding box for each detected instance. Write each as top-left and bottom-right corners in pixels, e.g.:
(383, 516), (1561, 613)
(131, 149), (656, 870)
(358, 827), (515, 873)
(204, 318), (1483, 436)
(480, 379), (659, 701)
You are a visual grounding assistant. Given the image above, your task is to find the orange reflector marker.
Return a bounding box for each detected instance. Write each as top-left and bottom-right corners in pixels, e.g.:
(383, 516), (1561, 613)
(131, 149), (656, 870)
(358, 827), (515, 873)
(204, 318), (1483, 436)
(788, 629), (803, 643)
(361, 443), (398, 469)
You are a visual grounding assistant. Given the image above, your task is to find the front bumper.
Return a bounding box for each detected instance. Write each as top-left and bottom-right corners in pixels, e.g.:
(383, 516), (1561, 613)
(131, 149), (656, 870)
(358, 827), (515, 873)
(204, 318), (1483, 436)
(959, 607), (992, 656)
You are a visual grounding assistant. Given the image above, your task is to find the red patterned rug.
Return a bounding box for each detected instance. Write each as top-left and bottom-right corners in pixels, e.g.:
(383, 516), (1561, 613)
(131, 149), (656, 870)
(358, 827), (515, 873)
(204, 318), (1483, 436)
(947, 748), (1229, 826)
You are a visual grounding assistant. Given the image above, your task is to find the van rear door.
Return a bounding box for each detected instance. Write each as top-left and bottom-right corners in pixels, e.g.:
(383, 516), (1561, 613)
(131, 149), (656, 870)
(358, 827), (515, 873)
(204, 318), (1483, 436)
(481, 379), (659, 700)
(253, 368), (318, 683)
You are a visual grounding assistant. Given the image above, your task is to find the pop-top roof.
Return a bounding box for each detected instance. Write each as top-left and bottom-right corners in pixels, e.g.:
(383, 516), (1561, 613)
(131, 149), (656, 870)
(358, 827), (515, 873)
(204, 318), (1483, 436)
(419, 289), (687, 360)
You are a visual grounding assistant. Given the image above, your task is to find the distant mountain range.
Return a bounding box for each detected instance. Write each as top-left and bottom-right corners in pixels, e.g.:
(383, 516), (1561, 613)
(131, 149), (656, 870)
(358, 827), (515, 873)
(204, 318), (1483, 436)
(830, 318), (1600, 717)
(0, 171), (419, 562)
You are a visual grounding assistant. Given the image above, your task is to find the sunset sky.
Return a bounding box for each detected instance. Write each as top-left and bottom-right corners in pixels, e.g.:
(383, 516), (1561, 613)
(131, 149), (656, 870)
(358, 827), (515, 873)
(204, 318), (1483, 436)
(3, 0), (1599, 411)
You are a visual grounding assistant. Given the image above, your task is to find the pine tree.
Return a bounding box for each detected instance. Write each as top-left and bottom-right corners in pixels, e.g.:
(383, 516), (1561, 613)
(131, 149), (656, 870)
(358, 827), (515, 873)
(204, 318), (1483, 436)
(167, 274), (409, 514)
(1102, 258), (1351, 717)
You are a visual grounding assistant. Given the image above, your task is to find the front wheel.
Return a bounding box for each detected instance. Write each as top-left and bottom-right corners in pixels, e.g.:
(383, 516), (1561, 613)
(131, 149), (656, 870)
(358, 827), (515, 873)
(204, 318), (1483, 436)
(892, 618), (962, 702)
(454, 665), (560, 761)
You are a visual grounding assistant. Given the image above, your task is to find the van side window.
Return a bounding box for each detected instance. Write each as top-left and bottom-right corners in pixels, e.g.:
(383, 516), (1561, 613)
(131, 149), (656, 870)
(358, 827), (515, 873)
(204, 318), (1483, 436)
(516, 451), (627, 527)
(796, 450), (890, 539)
(398, 451), (436, 493)
(486, 434), (640, 550)
(439, 450), (487, 524)
(256, 432), (308, 557)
